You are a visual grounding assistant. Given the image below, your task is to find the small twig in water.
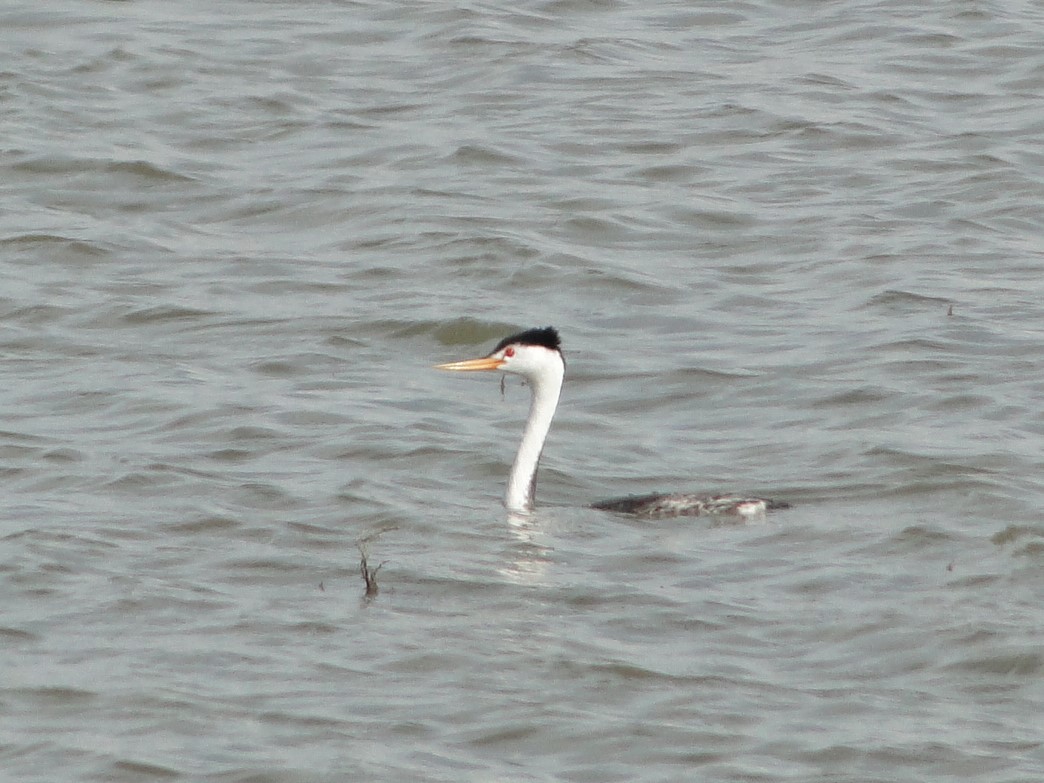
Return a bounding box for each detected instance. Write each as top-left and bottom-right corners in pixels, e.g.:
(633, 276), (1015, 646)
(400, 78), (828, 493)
(357, 543), (385, 598)
(355, 527), (395, 599)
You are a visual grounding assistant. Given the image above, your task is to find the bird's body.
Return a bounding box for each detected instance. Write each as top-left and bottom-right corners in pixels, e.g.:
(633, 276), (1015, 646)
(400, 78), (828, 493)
(590, 492), (789, 519)
(436, 327), (787, 519)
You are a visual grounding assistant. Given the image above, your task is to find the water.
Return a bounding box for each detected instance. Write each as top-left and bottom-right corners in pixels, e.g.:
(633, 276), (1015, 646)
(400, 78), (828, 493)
(2, 1), (1043, 780)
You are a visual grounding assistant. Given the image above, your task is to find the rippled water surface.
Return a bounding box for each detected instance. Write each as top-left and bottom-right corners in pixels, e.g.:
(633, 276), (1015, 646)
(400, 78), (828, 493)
(3, 1), (1043, 781)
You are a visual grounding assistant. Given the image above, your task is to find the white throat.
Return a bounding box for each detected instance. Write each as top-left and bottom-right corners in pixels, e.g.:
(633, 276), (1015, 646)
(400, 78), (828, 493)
(504, 355), (564, 513)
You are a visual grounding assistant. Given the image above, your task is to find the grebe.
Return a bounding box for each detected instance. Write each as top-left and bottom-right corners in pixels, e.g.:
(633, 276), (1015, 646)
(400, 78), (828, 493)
(436, 327), (788, 518)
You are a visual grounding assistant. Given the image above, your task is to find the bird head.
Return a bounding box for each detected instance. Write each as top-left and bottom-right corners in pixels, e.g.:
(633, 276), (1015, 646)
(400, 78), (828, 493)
(436, 327), (563, 383)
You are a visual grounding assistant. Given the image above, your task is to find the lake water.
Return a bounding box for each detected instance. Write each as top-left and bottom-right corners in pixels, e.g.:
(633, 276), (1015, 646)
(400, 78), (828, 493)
(2, 1), (1043, 781)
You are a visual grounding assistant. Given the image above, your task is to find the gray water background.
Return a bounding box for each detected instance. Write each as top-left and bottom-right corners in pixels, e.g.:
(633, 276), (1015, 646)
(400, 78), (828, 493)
(2, 1), (1043, 781)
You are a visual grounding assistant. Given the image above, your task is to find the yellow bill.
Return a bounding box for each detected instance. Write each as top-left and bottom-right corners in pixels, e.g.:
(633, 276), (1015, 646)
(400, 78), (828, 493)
(435, 356), (505, 372)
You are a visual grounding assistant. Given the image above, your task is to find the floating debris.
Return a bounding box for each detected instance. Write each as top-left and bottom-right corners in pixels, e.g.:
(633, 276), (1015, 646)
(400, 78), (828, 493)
(356, 541), (386, 599)
(355, 527), (395, 600)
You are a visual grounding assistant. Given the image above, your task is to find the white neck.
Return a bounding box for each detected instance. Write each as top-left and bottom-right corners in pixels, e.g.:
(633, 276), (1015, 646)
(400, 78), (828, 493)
(504, 357), (563, 513)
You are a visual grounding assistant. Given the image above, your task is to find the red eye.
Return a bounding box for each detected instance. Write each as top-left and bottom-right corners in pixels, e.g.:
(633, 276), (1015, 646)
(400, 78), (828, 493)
(504, 347), (515, 358)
